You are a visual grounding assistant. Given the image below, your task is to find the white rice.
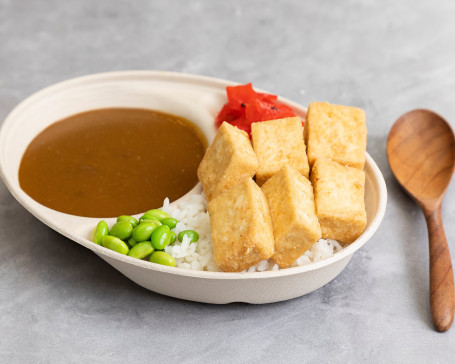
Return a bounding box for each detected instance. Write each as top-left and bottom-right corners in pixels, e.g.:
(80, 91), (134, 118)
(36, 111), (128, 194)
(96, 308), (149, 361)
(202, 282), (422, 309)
(160, 194), (343, 272)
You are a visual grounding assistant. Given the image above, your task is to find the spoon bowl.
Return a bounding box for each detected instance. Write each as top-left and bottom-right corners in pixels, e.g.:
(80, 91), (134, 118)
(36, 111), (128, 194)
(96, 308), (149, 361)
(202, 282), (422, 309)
(388, 109), (455, 332)
(388, 110), (455, 203)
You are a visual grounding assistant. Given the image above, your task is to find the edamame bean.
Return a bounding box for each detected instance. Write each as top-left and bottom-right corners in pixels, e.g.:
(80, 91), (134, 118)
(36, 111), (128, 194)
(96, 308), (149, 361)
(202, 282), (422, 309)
(151, 225), (172, 250)
(140, 209), (169, 222)
(178, 230), (199, 243)
(161, 217), (178, 229)
(132, 220), (161, 242)
(117, 215), (139, 227)
(139, 219), (162, 225)
(109, 221), (133, 240)
(91, 220), (109, 245)
(102, 235), (129, 255)
(128, 241), (155, 259)
(128, 236), (138, 247)
(149, 251), (176, 267)
(139, 216), (160, 223)
(169, 230), (177, 244)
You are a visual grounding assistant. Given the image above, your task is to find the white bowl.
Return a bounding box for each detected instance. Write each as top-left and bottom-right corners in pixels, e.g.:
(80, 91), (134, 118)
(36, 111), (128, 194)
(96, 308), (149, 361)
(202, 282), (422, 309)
(0, 71), (387, 304)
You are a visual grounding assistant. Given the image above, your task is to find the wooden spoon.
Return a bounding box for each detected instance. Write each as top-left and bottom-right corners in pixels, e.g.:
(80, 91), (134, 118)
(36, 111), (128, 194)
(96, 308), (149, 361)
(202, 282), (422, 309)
(387, 109), (455, 332)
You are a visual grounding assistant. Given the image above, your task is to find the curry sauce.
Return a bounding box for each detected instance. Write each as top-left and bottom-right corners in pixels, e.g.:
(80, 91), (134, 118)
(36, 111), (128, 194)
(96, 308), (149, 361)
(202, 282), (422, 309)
(19, 108), (207, 217)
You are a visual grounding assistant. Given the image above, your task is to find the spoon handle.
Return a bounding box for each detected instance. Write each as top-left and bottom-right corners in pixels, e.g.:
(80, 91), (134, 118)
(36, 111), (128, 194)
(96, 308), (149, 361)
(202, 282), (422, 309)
(424, 204), (455, 332)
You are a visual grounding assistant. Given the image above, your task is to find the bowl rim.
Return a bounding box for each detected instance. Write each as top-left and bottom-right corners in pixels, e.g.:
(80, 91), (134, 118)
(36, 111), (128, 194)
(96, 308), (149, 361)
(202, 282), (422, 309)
(0, 70), (388, 280)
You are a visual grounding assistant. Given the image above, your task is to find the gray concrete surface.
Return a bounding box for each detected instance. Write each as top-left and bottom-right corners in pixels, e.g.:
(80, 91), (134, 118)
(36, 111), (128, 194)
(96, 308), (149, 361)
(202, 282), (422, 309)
(1, 0), (455, 363)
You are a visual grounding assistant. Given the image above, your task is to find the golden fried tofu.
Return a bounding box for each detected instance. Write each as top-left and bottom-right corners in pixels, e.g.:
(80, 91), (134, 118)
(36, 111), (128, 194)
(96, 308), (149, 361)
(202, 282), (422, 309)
(262, 165), (322, 268)
(251, 117), (309, 186)
(207, 178), (275, 272)
(311, 159), (367, 244)
(197, 122), (258, 201)
(305, 102), (367, 169)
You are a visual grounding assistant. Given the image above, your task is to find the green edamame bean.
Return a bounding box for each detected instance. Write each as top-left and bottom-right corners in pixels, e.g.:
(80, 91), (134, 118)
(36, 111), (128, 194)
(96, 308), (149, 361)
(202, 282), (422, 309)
(178, 230), (199, 243)
(140, 209), (169, 222)
(132, 220), (161, 242)
(161, 217), (178, 229)
(139, 219), (162, 226)
(128, 237), (138, 247)
(102, 235), (129, 255)
(128, 241), (155, 259)
(144, 220), (162, 228)
(117, 215), (139, 227)
(151, 225), (172, 250)
(149, 251), (176, 267)
(91, 220), (109, 245)
(109, 221), (133, 240)
(139, 216), (160, 223)
(169, 230), (177, 244)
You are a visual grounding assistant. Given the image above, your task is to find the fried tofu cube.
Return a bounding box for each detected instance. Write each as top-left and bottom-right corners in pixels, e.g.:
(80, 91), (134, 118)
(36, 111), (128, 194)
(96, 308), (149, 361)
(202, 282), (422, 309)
(207, 178), (275, 272)
(197, 122), (258, 201)
(262, 165), (322, 268)
(251, 117), (309, 186)
(311, 159), (367, 244)
(305, 102), (367, 169)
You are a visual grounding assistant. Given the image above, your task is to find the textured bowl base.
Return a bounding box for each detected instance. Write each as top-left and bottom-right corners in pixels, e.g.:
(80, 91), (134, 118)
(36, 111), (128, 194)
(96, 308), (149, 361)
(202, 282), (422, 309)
(98, 253), (353, 304)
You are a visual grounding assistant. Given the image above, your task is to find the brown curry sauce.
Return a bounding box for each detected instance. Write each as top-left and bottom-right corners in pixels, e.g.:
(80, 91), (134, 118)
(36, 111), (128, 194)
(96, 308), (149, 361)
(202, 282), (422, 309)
(19, 108), (207, 217)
